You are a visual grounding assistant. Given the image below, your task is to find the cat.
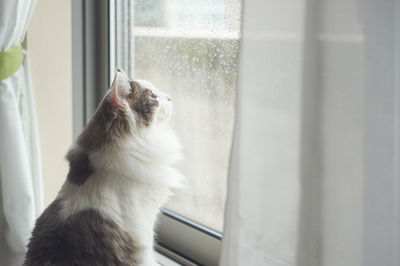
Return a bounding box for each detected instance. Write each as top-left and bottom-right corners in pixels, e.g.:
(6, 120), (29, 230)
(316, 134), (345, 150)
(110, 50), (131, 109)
(24, 69), (183, 266)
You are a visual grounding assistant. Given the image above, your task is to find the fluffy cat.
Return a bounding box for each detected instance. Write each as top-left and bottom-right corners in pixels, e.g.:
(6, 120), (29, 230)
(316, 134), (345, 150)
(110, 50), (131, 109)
(24, 69), (183, 266)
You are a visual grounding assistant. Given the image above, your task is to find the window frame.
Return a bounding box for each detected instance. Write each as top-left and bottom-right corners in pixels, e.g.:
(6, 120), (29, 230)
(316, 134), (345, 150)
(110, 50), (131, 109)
(72, 0), (110, 134)
(72, 1), (225, 265)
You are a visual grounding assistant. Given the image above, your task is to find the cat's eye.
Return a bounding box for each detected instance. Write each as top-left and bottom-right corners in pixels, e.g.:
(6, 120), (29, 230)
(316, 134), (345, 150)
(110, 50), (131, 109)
(149, 92), (157, 99)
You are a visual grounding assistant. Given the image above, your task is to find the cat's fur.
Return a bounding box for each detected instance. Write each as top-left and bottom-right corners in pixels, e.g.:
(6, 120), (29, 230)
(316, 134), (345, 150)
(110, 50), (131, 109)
(24, 69), (183, 266)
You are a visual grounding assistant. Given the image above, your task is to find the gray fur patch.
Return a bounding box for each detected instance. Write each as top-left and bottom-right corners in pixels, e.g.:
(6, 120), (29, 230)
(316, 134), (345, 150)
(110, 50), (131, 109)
(66, 149), (94, 185)
(76, 98), (131, 151)
(24, 200), (143, 266)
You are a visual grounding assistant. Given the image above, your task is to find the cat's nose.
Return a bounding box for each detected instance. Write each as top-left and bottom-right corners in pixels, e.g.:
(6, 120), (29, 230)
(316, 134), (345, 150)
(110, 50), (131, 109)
(167, 97), (172, 101)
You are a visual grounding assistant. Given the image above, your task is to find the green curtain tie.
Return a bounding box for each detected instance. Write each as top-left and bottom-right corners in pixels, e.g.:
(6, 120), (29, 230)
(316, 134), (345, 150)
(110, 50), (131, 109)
(0, 43), (23, 82)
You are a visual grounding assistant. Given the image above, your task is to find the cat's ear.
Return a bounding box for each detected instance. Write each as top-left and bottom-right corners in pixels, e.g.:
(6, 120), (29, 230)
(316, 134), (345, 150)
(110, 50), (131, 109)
(110, 69), (130, 109)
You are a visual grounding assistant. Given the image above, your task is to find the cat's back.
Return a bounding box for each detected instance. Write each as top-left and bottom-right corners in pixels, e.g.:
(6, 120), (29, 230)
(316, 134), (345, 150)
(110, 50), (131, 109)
(24, 199), (142, 266)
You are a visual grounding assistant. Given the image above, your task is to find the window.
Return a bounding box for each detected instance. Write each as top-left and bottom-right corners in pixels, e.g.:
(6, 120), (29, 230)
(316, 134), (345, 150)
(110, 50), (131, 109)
(110, 0), (241, 264)
(73, 0), (241, 264)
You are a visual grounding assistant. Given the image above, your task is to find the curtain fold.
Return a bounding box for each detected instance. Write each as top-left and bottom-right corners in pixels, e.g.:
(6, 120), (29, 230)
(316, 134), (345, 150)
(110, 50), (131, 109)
(0, 0), (42, 265)
(221, 0), (400, 265)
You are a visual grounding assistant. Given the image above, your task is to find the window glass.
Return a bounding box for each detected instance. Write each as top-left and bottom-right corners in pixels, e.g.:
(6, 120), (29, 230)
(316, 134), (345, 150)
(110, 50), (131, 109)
(114, 0), (241, 231)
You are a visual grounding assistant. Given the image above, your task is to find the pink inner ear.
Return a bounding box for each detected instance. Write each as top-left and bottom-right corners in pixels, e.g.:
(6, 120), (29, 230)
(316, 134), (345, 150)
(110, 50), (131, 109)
(110, 72), (128, 109)
(110, 88), (127, 109)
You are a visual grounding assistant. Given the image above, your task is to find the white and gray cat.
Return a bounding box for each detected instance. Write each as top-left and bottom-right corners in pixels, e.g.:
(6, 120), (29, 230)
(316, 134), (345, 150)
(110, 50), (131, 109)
(24, 69), (183, 266)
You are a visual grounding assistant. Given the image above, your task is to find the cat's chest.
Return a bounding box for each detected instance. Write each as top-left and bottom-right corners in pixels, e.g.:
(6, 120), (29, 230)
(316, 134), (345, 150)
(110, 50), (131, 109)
(102, 187), (161, 246)
(91, 184), (158, 226)
(61, 179), (159, 234)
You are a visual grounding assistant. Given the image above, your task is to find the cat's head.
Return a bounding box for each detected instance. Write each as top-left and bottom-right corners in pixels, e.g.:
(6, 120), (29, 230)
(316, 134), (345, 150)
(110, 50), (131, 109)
(76, 69), (173, 150)
(109, 69), (173, 126)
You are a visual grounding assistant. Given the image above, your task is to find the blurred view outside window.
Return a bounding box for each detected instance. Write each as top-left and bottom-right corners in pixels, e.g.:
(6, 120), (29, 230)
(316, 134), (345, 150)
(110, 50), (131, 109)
(114, 0), (241, 231)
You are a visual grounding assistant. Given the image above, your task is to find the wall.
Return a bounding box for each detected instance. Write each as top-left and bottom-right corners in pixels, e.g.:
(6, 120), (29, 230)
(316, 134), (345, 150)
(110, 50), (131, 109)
(26, 0), (72, 207)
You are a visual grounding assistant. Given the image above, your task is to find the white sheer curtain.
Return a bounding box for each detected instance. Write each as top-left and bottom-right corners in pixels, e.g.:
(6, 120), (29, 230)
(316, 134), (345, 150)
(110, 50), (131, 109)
(0, 0), (42, 265)
(221, 0), (400, 266)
